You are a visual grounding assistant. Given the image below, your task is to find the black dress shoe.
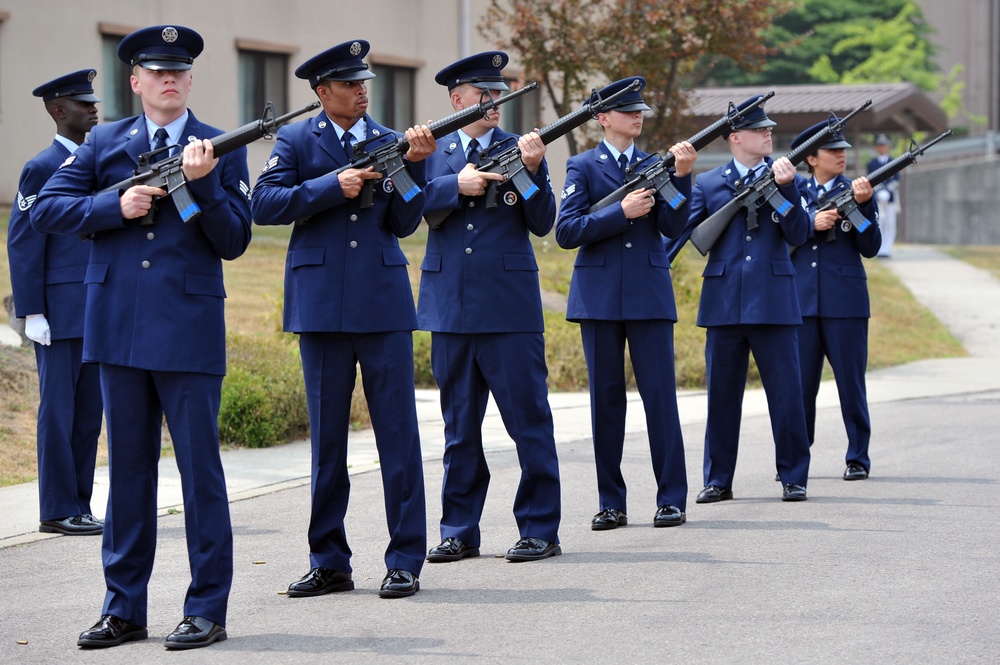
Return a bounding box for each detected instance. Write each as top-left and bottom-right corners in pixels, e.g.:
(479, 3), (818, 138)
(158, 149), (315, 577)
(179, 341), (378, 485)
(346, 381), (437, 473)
(504, 537), (562, 562)
(782, 484), (808, 501)
(696, 485), (734, 504)
(40, 514), (103, 536)
(164, 616), (227, 650)
(775, 472), (781, 482)
(77, 614), (147, 648)
(653, 505), (686, 527)
(286, 567), (354, 597)
(844, 463), (869, 480)
(591, 508), (628, 531)
(426, 536), (480, 562)
(379, 569), (419, 598)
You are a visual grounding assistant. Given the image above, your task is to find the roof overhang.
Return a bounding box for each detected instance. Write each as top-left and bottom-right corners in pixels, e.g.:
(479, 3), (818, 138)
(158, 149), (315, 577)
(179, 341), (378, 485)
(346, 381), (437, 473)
(685, 82), (949, 135)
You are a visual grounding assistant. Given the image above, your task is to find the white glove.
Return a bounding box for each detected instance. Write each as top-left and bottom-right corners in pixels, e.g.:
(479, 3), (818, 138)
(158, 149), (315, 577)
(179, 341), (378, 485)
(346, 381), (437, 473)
(25, 314), (51, 346)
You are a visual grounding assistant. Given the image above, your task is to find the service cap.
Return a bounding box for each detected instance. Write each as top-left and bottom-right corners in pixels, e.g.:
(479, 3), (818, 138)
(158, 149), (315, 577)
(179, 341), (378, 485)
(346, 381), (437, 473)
(790, 119), (852, 152)
(117, 25), (204, 71)
(592, 76), (650, 113)
(296, 40), (376, 88)
(32, 69), (100, 103)
(435, 51), (509, 91)
(723, 96), (777, 140)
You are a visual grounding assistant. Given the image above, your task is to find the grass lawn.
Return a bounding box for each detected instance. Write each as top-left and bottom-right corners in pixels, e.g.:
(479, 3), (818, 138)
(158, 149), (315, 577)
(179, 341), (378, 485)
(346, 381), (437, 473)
(0, 206), (972, 487)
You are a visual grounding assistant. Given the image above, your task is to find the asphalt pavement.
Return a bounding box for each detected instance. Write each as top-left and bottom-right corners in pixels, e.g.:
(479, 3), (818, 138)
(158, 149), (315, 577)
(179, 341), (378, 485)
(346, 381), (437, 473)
(1, 245), (998, 663)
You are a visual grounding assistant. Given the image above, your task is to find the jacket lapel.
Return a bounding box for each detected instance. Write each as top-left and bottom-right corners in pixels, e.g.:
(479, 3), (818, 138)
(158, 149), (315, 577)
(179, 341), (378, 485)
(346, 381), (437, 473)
(315, 113), (349, 167)
(124, 116), (151, 168)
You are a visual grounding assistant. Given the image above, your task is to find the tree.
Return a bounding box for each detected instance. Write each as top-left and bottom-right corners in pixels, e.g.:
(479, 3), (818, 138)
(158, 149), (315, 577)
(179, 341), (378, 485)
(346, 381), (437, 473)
(703, 0), (938, 89)
(479, 0), (793, 154)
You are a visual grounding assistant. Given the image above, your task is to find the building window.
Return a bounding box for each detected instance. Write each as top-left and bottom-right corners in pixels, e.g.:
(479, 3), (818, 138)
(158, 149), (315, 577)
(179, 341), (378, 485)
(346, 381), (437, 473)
(238, 50), (289, 124)
(368, 64), (415, 129)
(101, 33), (143, 121)
(500, 78), (541, 136)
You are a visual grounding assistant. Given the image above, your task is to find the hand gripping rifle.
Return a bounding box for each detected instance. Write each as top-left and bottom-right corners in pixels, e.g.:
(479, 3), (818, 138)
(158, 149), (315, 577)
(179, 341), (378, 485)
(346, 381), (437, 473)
(588, 91), (776, 214)
(102, 100), (320, 225)
(689, 98), (872, 256)
(336, 82), (539, 209)
(819, 129), (952, 243)
(424, 79), (643, 229)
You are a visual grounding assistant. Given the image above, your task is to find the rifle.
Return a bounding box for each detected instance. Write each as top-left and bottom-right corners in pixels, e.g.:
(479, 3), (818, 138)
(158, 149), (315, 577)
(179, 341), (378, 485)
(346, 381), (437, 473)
(424, 78), (643, 229)
(689, 98), (873, 256)
(818, 129), (952, 243)
(103, 100), (320, 225)
(588, 91), (775, 214)
(337, 82), (539, 209)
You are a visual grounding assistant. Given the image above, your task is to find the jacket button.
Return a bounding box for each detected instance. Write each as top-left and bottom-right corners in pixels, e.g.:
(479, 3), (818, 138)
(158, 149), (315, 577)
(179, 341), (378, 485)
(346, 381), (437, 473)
(146, 232), (155, 240)
(467, 223), (474, 231)
(350, 214), (358, 222)
(625, 242), (632, 248)
(350, 241), (358, 248)
(465, 247), (473, 255)
(745, 256), (751, 262)
(811, 262), (817, 268)
(141, 260), (150, 269)
(746, 235), (752, 242)
(468, 201), (476, 208)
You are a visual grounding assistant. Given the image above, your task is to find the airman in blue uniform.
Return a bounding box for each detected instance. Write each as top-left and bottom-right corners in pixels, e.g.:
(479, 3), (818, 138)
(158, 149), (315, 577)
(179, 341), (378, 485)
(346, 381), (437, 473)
(671, 98), (813, 503)
(251, 40), (435, 598)
(791, 121), (881, 481)
(868, 134), (898, 257)
(419, 52), (562, 563)
(8, 69), (103, 537)
(32, 25), (250, 650)
(555, 77), (695, 531)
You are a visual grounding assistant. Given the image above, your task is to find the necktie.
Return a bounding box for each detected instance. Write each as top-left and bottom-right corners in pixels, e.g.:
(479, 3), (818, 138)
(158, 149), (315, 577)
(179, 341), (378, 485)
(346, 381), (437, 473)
(816, 184), (826, 203)
(151, 127), (169, 154)
(467, 138), (480, 165)
(744, 167), (756, 185)
(342, 132), (356, 161)
(618, 154), (629, 184)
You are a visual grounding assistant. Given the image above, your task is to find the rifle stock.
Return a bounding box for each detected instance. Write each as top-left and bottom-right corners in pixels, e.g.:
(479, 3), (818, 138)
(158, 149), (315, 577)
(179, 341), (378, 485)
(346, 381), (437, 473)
(101, 100), (319, 225)
(689, 197), (745, 256)
(688, 99), (874, 255)
(589, 91), (776, 214)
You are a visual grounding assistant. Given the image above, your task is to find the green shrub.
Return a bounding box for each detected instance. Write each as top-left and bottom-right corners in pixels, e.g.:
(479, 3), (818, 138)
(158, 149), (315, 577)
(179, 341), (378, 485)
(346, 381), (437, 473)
(413, 330), (435, 388)
(543, 311), (589, 391)
(220, 332), (309, 447)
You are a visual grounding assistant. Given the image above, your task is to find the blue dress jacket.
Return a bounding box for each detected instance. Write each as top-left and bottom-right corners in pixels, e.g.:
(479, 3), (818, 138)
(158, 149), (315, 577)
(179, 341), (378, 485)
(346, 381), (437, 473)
(555, 143), (690, 322)
(31, 112), (252, 376)
(417, 128), (554, 333)
(251, 113), (425, 333)
(792, 173), (882, 318)
(685, 158), (811, 327)
(8, 140), (90, 339)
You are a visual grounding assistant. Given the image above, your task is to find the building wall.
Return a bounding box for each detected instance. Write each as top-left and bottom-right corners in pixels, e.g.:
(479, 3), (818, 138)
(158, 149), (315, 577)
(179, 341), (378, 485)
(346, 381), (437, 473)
(902, 157), (1000, 244)
(915, 0), (1000, 134)
(0, 0), (572, 205)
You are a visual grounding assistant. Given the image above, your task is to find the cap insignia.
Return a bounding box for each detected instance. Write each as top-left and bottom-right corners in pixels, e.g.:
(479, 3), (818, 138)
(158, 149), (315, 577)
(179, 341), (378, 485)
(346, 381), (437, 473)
(87, 71), (96, 82)
(350, 42), (362, 56)
(492, 55), (503, 68)
(162, 27), (178, 43)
